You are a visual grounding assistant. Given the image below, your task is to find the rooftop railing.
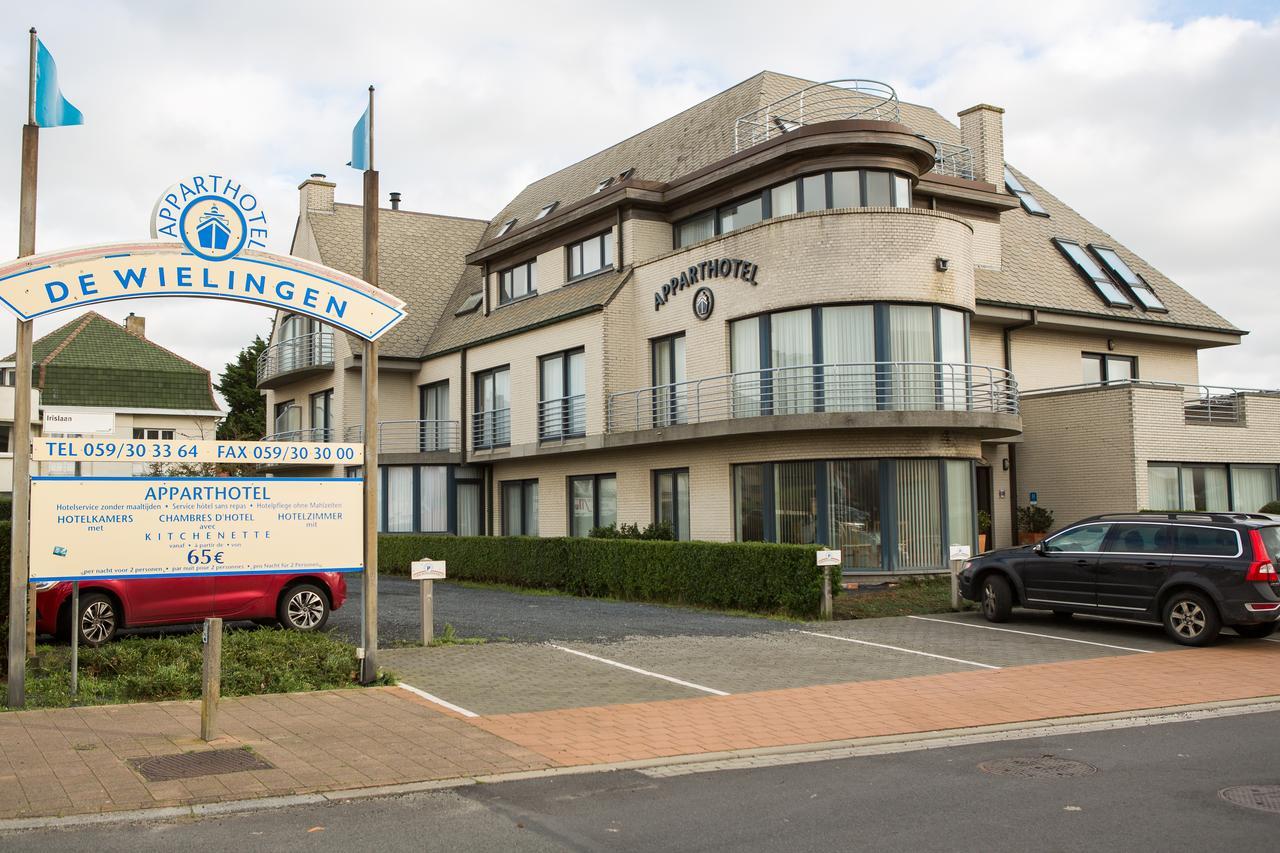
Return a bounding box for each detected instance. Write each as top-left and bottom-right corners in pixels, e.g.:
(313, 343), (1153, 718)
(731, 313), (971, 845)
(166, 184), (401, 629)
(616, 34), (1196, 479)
(920, 136), (977, 181)
(734, 79), (901, 153)
(343, 419), (461, 453)
(1020, 380), (1280, 425)
(607, 362), (1018, 433)
(256, 331), (335, 385)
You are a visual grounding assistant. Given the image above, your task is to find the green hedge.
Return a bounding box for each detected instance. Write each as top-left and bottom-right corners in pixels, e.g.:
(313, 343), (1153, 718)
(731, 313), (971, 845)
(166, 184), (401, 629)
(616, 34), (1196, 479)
(0, 520), (10, 676)
(380, 534), (827, 617)
(0, 496), (11, 521)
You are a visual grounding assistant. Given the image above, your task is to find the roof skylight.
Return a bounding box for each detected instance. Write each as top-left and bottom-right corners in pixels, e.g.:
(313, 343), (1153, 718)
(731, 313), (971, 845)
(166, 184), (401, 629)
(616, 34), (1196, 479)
(535, 201), (558, 220)
(594, 177), (614, 193)
(455, 292), (483, 315)
(1090, 245), (1166, 312)
(1005, 167), (1048, 217)
(496, 218), (517, 237)
(1052, 238), (1132, 308)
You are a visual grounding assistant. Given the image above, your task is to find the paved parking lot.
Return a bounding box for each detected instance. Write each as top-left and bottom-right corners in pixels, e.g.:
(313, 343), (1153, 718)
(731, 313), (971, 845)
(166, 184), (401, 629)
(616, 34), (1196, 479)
(382, 598), (1272, 718)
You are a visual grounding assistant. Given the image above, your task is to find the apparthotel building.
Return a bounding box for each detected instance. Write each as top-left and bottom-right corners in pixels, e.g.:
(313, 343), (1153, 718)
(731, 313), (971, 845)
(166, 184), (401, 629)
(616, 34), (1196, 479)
(258, 73), (1280, 573)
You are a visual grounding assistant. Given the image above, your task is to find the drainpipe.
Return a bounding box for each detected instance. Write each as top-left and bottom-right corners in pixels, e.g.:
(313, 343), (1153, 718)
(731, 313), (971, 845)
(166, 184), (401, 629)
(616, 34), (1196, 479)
(615, 207), (624, 270)
(459, 347), (468, 460)
(1003, 309), (1037, 545)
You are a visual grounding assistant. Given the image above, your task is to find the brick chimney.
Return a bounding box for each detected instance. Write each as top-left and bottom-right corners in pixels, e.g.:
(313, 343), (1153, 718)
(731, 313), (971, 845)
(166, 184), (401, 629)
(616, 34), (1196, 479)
(958, 104), (1005, 189)
(298, 172), (336, 213)
(124, 312), (145, 339)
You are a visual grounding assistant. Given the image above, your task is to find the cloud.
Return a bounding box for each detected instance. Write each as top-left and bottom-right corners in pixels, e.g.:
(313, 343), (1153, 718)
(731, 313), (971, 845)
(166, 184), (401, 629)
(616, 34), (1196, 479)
(0, 0), (1274, 389)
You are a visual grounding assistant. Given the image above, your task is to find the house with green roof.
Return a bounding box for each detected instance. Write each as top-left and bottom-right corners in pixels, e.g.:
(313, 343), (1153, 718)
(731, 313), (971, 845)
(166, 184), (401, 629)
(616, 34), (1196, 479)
(1, 311), (222, 482)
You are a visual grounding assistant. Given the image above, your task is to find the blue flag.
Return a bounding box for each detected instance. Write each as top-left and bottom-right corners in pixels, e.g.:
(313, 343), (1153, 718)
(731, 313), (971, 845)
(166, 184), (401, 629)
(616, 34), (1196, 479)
(348, 106), (369, 170)
(34, 39), (83, 128)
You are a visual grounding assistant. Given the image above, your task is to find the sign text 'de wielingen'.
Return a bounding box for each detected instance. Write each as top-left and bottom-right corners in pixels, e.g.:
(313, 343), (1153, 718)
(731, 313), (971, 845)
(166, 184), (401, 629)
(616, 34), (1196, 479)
(29, 477), (364, 582)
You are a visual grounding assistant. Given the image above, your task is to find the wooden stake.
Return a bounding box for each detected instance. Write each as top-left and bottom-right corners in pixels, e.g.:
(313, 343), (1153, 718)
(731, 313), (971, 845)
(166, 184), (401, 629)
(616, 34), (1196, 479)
(200, 617), (222, 741)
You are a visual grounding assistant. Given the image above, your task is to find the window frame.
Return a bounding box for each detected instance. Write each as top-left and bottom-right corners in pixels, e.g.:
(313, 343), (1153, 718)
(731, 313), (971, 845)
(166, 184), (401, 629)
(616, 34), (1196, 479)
(132, 427), (176, 441)
(538, 348), (587, 440)
(1088, 244), (1167, 312)
(1082, 352), (1138, 384)
(495, 218), (517, 237)
(535, 201), (558, 220)
(1052, 238), (1133, 309)
(497, 259), (537, 305)
(652, 467), (691, 540)
(501, 479), (539, 536)
(1004, 167), (1049, 217)
(568, 473), (617, 536)
(309, 389), (333, 440)
(419, 380), (450, 451)
(566, 230), (614, 282)
(472, 365), (511, 450)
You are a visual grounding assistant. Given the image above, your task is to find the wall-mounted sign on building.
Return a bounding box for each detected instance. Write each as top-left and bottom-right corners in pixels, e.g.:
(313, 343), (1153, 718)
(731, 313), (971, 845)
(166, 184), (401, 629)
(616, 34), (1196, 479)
(692, 286), (715, 321)
(41, 407), (115, 435)
(654, 257), (759, 311)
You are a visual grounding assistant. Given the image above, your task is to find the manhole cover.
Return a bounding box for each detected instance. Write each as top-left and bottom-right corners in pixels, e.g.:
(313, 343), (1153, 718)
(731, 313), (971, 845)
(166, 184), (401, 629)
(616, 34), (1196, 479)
(978, 756), (1098, 779)
(1220, 786), (1280, 814)
(129, 748), (274, 782)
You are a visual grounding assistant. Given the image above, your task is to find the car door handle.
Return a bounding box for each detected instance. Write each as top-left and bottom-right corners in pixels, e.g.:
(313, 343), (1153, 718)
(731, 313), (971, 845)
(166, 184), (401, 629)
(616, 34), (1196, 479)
(1143, 562), (1163, 569)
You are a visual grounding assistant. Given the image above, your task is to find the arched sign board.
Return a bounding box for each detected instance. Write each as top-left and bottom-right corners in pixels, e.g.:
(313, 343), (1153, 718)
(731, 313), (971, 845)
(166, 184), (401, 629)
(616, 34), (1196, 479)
(0, 241), (405, 341)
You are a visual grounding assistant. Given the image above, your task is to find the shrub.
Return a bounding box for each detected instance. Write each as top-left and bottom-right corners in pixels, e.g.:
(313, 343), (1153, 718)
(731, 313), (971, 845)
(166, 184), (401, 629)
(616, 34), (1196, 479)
(1016, 505), (1054, 533)
(1259, 500), (1280, 515)
(0, 496), (11, 521)
(0, 520), (9, 676)
(977, 510), (992, 535)
(380, 534), (826, 617)
(590, 521), (675, 541)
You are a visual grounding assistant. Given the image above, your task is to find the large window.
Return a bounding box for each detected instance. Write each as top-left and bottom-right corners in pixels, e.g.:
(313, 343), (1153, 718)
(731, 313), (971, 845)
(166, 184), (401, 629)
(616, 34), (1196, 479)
(272, 401), (299, 437)
(729, 304), (970, 415)
(1148, 463), (1279, 513)
(498, 260), (536, 305)
(419, 380), (450, 451)
(568, 231), (613, 280)
(569, 473), (617, 536)
(1053, 238), (1132, 309)
(310, 389), (333, 441)
(1089, 245), (1165, 311)
(732, 458), (975, 571)
(651, 334), (686, 427)
(474, 367), (510, 449)
(674, 169), (912, 248)
(653, 468), (690, 541)
(378, 464), (450, 534)
(502, 480), (539, 536)
(539, 349), (586, 439)
(1082, 353), (1137, 384)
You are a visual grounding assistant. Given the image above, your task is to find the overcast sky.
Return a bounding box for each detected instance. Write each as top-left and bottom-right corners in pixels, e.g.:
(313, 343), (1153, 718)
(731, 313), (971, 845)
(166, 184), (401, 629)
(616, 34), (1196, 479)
(0, 0), (1276, 396)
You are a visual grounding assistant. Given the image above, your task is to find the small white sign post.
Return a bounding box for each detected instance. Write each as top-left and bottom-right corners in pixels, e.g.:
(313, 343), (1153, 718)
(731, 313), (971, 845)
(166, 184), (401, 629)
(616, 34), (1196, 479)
(948, 545), (972, 611)
(816, 549), (841, 620)
(411, 559), (446, 645)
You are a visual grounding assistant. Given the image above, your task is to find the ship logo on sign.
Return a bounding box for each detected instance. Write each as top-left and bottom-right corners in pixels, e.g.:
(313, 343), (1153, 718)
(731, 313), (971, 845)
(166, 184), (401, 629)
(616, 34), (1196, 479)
(151, 175), (269, 262)
(692, 286), (715, 321)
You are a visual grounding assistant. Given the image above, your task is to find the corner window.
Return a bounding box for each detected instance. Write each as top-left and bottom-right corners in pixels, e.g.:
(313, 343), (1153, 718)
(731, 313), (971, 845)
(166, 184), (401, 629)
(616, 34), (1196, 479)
(539, 349), (586, 440)
(569, 473), (616, 536)
(718, 195), (763, 233)
(1053, 238), (1132, 308)
(502, 480), (539, 536)
(1004, 167), (1048, 217)
(473, 366), (510, 449)
(653, 468), (690, 540)
(498, 260), (536, 305)
(568, 231), (613, 280)
(1082, 352), (1136, 384)
(1089, 245), (1166, 312)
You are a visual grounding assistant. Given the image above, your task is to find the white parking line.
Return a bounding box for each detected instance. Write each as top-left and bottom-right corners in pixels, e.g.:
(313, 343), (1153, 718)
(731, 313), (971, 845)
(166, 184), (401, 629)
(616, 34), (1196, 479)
(548, 644), (730, 696)
(397, 682), (479, 718)
(906, 615), (1154, 654)
(794, 630), (1000, 670)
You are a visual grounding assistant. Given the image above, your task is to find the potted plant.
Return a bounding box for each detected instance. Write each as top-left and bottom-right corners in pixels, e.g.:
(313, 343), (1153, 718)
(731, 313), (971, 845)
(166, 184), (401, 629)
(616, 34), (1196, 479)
(1016, 505), (1054, 546)
(977, 510), (992, 553)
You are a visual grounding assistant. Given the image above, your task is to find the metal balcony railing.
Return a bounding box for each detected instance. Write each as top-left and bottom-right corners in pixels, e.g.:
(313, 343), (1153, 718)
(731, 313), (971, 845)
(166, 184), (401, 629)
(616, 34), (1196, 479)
(735, 79), (901, 152)
(256, 332), (335, 385)
(538, 394), (587, 442)
(263, 427), (334, 442)
(343, 420), (461, 453)
(472, 408), (511, 450)
(920, 137), (977, 180)
(607, 362), (1018, 433)
(1022, 380), (1280, 426)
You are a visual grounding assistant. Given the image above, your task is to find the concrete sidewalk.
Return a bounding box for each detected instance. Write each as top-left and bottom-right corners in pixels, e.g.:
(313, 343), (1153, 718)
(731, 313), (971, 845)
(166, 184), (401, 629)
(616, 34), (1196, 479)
(0, 643), (1277, 822)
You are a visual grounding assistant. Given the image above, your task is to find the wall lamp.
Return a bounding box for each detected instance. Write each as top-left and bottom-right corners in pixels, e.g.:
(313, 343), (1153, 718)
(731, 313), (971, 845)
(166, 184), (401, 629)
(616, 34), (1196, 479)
(935, 257), (949, 272)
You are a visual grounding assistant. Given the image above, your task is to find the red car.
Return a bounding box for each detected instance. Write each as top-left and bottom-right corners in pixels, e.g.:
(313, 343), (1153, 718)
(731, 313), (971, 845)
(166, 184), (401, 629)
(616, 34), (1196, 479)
(35, 573), (348, 645)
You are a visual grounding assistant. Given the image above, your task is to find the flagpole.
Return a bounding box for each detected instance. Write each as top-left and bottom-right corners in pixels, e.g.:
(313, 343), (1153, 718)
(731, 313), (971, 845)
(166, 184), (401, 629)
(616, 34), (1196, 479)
(360, 84), (379, 684)
(8, 27), (39, 709)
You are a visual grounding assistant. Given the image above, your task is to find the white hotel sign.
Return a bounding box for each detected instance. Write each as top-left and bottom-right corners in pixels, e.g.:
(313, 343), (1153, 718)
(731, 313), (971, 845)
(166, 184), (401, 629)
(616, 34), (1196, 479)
(33, 437), (365, 466)
(29, 477), (363, 581)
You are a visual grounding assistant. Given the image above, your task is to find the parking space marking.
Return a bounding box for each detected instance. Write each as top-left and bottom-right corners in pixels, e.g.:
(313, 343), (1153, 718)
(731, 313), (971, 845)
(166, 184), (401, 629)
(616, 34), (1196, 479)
(906, 615), (1155, 654)
(795, 630), (1000, 670)
(397, 682), (479, 718)
(548, 644), (730, 696)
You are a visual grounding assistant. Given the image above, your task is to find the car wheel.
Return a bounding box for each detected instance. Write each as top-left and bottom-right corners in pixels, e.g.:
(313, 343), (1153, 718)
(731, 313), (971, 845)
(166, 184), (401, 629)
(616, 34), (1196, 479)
(1162, 591), (1221, 647)
(77, 593), (119, 646)
(278, 584), (329, 632)
(1232, 623), (1278, 640)
(980, 574), (1013, 623)
(1052, 610), (1073, 620)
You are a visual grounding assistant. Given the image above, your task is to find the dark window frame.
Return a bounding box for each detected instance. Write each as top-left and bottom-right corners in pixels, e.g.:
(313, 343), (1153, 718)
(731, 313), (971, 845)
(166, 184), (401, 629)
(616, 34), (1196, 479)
(501, 478), (539, 536)
(1082, 352), (1138, 383)
(1004, 167), (1049, 217)
(652, 467), (690, 540)
(1052, 238), (1133, 309)
(566, 230), (614, 282)
(473, 365), (511, 450)
(538, 348), (586, 440)
(568, 472), (616, 535)
(1088, 244), (1167, 313)
(132, 427), (176, 440)
(419, 380), (450, 451)
(497, 259), (537, 305)
(309, 388), (333, 440)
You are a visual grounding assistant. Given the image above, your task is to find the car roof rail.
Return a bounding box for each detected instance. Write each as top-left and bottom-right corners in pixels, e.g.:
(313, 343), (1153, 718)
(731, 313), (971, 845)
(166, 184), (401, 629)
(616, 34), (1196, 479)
(1084, 511), (1256, 524)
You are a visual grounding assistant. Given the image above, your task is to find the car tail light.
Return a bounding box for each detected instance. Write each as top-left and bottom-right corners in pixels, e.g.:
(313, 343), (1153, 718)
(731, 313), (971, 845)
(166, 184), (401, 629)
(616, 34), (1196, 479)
(1244, 602), (1280, 612)
(1246, 530), (1279, 582)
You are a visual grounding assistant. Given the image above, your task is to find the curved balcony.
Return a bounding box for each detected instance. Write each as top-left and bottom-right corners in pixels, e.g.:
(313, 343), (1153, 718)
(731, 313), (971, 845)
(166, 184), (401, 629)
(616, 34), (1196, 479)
(735, 79), (901, 152)
(256, 332), (335, 388)
(606, 362), (1021, 444)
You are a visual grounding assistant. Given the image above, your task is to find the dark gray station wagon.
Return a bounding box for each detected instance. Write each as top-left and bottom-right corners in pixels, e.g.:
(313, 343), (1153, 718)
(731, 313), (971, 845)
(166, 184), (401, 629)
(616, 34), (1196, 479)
(958, 513), (1280, 646)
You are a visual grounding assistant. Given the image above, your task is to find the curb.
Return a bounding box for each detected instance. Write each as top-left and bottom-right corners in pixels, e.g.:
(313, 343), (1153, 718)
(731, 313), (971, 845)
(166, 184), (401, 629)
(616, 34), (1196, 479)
(3, 694), (1278, 832)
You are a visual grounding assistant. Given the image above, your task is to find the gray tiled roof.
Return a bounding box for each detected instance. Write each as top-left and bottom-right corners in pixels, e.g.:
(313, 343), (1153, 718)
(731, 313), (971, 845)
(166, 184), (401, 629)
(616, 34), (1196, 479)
(982, 167), (1240, 333)
(306, 204), (489, 358)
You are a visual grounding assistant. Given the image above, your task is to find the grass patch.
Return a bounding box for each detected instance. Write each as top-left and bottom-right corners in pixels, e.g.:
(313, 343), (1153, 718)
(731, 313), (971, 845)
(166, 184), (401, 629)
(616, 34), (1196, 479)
(429, 623), (486, 647)
(5, 628), (393, 710)
(833, 575), (973, 620)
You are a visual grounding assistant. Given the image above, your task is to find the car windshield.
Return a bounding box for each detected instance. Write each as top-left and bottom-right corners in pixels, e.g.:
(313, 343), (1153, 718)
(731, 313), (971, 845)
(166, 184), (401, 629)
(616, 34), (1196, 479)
(1258, 526), (1280, 562)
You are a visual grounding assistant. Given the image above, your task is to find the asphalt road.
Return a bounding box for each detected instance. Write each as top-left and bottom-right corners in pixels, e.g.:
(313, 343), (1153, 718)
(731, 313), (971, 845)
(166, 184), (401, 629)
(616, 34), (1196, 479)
(7, 709), (1278, 852)
(328, 578), (786, 645)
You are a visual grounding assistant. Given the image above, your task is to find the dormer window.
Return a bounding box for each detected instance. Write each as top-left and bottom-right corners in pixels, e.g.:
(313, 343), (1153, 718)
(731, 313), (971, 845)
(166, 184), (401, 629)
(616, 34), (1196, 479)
(535, 201), (558, 220)
(1089, 245), (1167, 312)
(1005, 168), (1048, 217)
(455, 292), (483, 316)
(594, 177), (614, 193)
(498, 260), (536, 305)
(1052, 238), (1131, 308)
(496, 218), (517, 237)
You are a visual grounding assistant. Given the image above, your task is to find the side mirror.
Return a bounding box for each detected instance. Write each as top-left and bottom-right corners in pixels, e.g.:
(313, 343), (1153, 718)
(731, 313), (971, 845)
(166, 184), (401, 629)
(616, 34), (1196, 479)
(1033, 541), (1047, 555)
